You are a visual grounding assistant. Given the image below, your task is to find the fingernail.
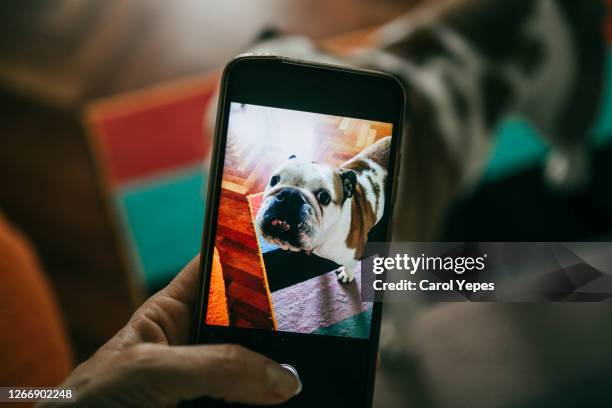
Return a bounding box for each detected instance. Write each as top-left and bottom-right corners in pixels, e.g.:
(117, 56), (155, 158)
(265, 361), (302, 397)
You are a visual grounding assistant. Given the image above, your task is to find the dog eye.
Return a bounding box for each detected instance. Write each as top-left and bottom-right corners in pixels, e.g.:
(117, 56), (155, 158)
(270, 175), (280, 187)
(316, 189), (331, 205)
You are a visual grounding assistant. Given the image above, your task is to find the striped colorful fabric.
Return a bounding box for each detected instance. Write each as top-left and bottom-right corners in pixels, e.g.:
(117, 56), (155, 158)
(86, 74), (217, 294)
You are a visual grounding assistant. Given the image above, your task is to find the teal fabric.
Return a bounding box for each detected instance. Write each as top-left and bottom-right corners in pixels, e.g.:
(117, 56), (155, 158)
(483, 119), (548, 182)
(116, 169), (207, 291)
(314, 308), (373, 339)
(483, 48), (612, 183)
(593, 50), (612, 144)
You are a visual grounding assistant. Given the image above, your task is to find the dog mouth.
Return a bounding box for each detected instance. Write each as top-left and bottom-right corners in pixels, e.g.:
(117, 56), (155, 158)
(271, 219), (292, 231)
(260, 213), (310, 251)
(263, 217), (305, 251)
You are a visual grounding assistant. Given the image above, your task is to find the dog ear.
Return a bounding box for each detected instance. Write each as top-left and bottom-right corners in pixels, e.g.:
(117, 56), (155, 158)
(340, 169), (357, 201)
(288, 155), (296, 159)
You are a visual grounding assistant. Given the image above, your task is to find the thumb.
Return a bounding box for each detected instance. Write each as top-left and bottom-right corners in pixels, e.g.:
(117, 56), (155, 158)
(123, 343), (301, 405)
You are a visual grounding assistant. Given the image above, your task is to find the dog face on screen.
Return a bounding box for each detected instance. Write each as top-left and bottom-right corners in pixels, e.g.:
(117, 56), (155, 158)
(256, 156), (356, 252)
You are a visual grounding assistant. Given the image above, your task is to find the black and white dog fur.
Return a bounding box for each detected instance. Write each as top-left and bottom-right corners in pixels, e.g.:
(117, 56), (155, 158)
(256, 138), (390, 283)
(210, 0), (606, 249)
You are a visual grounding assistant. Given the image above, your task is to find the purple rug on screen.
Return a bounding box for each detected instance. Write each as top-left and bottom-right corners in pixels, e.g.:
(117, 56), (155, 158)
(271, 263), (371, 334)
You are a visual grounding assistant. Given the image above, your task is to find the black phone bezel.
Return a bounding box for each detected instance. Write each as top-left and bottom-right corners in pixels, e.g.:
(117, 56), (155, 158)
(193, 55), (405, 408)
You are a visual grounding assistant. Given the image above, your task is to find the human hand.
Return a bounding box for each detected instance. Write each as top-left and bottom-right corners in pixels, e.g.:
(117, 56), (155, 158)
(38, 256), (301, 407)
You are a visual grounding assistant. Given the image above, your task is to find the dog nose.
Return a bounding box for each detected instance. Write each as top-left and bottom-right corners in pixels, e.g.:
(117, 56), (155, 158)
(276, 187), (305, 206)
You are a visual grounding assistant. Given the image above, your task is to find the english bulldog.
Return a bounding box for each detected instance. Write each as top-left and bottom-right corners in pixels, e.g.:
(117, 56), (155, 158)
(255, 137), (391, 283)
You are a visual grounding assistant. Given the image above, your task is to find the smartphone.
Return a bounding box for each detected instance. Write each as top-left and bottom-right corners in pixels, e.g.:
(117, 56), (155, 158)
(193, 55), (404, 407)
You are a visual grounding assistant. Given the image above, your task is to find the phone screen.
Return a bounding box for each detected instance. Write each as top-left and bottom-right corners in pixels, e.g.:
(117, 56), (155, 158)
(195, 58), (403, 407)
(206, 102), (392, 336)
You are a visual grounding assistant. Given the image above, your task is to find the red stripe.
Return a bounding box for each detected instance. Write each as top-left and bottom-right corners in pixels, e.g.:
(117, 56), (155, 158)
(93, 89), (214, 185)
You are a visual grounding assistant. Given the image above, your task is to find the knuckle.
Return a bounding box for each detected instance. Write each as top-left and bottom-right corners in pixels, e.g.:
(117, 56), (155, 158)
(121, 344), (160, 374)
(219, 344), (248, 363)
(201, 345), (251, 400)
(125, 343), (155, 359)
(217, 344), (251, 377)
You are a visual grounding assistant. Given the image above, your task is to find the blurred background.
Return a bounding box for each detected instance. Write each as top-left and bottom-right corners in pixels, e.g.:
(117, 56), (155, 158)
(1, 0), (612, 407)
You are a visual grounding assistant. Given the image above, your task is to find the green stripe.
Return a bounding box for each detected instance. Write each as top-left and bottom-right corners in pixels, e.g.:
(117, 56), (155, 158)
(116, 169), (207, 292)
(313, 309), (373, 339)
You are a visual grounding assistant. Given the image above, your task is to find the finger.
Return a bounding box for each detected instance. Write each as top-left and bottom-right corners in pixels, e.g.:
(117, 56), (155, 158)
(127, 255), (202, 345)
(160, 254), (202, 306)
(126, 343), (301, 406)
